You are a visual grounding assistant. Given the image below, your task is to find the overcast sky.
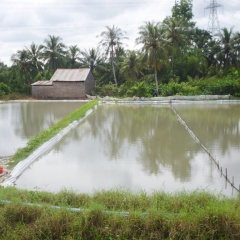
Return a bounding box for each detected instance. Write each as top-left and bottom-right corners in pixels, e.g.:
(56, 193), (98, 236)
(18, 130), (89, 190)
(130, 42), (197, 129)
(0, 0), (239, 66)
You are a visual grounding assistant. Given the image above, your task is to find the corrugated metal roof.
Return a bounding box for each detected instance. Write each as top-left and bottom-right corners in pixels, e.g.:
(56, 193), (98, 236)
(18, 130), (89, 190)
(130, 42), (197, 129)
(50, 68), (90, 82)
(31, 80), (53, 86)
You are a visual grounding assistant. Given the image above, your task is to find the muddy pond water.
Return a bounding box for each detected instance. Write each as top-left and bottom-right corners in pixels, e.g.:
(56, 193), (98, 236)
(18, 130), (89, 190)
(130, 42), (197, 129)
(15, 102), (240, 196)
(0, 101), (86, 156)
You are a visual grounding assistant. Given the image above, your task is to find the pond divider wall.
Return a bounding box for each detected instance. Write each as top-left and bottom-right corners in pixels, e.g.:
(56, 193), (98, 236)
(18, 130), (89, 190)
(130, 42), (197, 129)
(170, 104), (240, 194)
(2, 107), (96, 187)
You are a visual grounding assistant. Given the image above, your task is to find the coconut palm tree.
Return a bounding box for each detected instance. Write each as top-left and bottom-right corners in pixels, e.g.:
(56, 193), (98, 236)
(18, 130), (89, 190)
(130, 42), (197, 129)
(80, 48), (103, 72)
(119, 50), (144, 81)
(66, 45), (81, 68)
(162, 17), (187, 47)
(192, 28), (212, 50)
(162, 17), (186, 72)
(25, 42), (44, 77)
(163, 14), (199, 76)
(216, 27), (235, 70)
(98, 25), (127, 87)
(40, 35), (66, 71)
(231, 31), (240, 68)
(11, 49), (32, 83)
(136, 21), (166, 96)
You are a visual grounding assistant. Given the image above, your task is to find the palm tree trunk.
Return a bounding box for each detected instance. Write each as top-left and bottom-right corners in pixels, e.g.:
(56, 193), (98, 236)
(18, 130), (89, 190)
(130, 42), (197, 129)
(112, 59), (118, 88)
(111, 46), (118, 88)
(154, 67), (159, 96)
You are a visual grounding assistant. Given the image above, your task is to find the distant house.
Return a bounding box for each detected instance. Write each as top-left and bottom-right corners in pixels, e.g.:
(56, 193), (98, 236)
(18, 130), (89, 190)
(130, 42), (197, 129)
(31, 68), (95, 99)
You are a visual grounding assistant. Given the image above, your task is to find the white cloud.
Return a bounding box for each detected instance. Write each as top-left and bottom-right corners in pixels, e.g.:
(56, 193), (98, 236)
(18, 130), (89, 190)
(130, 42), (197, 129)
(0, 0), (239, 66)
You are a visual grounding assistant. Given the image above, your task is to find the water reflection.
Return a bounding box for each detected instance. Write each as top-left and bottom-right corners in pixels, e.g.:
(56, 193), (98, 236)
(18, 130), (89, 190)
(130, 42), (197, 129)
(90, 105), (199, 180)
(0, 101), (85, 156)
(174, 103), (240, 189)
(16, 103), (238, 196)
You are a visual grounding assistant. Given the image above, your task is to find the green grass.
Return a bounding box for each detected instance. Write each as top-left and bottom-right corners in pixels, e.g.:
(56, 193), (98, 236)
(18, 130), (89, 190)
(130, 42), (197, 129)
(0, 187), (239, 239)
(8, 100), (98, 168)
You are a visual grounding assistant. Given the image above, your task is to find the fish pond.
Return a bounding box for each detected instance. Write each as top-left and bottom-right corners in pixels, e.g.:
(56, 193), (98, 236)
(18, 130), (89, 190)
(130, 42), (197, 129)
(14, 101), (240, 197)
(0, 101), (86, 156)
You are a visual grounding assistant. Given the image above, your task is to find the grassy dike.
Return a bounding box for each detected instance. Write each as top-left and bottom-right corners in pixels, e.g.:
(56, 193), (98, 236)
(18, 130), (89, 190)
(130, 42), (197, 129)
(0, 187), (239, 239)
(8, 100), (98, 168)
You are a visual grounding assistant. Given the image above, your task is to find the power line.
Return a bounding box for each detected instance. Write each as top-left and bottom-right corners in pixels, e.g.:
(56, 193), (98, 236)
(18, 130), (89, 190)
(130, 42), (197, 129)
(0, 1), (161, 8)
(0, 21), (146, 32)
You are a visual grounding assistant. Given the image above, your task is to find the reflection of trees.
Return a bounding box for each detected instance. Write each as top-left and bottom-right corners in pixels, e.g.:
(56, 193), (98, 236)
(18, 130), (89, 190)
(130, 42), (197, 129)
(94, 105), (125, 160)
(85, 104), (200, 181)
(18, 103), (240, 184)
(13, 102), (84, 139)
(135, 107), (198, 180)
(174, 104), (240, 157)
(0, 104), (8, 120)
(131, 106), (196, 180)
(13, 103), (53, 139)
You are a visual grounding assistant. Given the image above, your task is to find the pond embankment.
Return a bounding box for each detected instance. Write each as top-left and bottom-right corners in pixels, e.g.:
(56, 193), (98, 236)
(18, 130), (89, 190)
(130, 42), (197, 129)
(96, 94), (231, 102)
(0, 188), (240, 239)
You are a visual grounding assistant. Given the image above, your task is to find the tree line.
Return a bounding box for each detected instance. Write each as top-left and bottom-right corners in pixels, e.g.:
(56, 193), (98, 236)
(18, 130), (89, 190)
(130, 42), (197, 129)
(1, 0), (240, 98)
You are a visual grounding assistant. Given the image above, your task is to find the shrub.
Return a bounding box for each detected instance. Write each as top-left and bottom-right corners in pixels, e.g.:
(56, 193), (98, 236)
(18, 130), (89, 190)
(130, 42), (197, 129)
(159, 77), (240, 97)
(192, 78), (240, 96)
(159, 82), (199, 96)
(125, 81), (154, 97)
(0, 82), (11, 96)
(96, 82), (118, 97)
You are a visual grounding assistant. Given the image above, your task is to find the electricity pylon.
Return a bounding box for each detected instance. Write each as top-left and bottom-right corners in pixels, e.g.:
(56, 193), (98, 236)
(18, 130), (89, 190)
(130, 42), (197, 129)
(205, 0), (222, 35)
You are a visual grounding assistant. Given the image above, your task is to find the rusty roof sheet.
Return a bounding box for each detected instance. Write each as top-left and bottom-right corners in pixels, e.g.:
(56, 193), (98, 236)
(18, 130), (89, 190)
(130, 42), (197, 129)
(50, 68), (90, 82)
(31, 80), (53, 86)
